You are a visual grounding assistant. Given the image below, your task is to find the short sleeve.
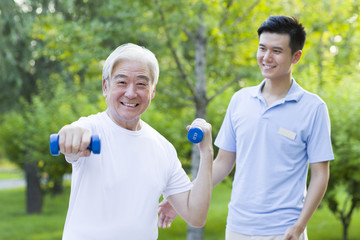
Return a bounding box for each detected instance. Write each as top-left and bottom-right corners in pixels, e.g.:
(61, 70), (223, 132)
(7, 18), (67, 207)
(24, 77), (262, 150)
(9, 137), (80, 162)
(307, 103), (334, 163)
(214, 96), (237, 152)
(162, 145), (192, 199)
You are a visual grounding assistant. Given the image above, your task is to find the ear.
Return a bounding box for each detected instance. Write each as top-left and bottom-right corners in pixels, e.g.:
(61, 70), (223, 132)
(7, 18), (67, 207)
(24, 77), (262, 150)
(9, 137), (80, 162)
(292, 50), (302, 64)
(102, 78), (108, 98)
(151, 85), (156, 99)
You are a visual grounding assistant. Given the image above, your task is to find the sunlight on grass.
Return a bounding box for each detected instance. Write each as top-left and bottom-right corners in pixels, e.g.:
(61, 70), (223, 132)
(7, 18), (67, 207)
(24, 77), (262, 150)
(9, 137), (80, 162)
(0, 180), (359, 239)
(0, 170), (23, 180)
(0, 159), (22, 180)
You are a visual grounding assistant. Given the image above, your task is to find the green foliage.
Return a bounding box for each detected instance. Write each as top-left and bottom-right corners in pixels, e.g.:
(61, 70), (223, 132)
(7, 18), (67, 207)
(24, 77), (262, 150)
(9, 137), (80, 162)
(295, 0), (360, 91)
(0, 79), (102, 192)
(146, 0), (265, 107)
(0, 111), (26, 166)
(322, 77), (360, 237)
(0, 0), (33, 111)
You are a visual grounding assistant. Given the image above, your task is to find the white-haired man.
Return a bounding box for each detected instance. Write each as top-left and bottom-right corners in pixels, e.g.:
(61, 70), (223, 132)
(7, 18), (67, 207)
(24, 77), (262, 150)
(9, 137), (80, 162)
(58, 43), (213, 240)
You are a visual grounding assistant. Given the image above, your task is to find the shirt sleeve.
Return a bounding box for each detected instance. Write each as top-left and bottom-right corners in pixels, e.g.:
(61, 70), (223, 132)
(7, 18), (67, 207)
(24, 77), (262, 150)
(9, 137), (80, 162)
(162, 145), (193, 199)
(307, 102), (334, 163)
(214, 95), (237, 152)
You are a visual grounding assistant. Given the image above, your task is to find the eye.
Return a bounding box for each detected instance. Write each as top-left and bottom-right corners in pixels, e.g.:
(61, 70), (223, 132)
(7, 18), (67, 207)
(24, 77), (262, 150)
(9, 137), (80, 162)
(136, 80), (149, 87)
(116, 80), (126, 85)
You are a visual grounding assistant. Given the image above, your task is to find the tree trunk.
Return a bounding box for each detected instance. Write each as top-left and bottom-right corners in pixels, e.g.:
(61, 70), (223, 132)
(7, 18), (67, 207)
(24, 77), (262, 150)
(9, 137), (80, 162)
(187, 18), (208, 240)
(52, 176), (64, 196)
(24, 162), (43, 214)
(341, 199), (358, 240)
(342, 221), (348, 240)
(187, 225), (205, 240)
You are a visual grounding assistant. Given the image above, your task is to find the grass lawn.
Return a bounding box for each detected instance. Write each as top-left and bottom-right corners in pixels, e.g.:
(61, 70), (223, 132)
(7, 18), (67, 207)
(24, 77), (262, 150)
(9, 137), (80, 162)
(308, 203), (360, 240)
(0, 180), (359, 239)
(0, 185), (69, 240)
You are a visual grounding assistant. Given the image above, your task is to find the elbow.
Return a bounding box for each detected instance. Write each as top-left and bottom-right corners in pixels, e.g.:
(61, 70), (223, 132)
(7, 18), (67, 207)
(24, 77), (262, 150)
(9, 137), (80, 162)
(187, 216), (207, 228)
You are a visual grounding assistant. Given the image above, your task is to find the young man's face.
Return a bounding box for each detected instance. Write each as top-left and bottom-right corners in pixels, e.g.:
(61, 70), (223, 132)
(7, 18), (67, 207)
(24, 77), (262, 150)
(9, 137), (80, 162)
(103, 59), (156, 130)
(256, 32), (301, 82)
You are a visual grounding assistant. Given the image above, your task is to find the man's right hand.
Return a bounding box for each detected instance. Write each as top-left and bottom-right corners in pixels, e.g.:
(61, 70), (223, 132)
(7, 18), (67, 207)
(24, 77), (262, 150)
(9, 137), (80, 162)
(158, 199), (178, 229)
(58, 125), (92, 161)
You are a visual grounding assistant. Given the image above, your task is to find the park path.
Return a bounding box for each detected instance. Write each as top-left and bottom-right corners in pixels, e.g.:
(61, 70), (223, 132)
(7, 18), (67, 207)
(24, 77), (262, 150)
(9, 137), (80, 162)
(0, 178), (26, 190)
(0, 174), (71, 191)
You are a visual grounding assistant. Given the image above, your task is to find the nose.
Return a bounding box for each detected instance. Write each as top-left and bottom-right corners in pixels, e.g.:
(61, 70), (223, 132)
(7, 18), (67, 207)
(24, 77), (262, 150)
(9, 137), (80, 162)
(124, 84), (137, 98)
(263, 50), (272, 62)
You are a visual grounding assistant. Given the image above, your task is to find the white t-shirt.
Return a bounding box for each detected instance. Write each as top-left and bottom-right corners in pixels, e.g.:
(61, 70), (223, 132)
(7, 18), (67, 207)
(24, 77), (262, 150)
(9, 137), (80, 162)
(62, 112), (192, 240)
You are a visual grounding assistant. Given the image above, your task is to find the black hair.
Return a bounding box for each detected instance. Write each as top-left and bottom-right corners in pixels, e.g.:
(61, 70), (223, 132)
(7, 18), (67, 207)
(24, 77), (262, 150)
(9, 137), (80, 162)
(257, 15), (306, 54)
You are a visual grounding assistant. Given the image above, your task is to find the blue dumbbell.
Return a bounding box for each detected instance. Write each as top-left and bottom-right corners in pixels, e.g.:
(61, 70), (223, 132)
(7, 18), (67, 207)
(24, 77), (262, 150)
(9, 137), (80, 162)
(187, 127), (204, 143)
(49, 134), (101, 156)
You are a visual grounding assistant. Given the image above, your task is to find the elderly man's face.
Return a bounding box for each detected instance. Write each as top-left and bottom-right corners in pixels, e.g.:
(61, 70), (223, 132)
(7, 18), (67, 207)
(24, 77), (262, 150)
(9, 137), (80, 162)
(103, 59), (156, 131)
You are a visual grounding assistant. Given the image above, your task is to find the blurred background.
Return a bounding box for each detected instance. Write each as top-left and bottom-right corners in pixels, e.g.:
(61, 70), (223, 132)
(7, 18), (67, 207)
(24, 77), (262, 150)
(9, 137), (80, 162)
(0, 0), (359, 239)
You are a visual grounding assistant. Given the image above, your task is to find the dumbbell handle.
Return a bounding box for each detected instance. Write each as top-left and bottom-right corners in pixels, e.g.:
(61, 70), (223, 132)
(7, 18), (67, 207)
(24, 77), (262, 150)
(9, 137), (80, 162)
(187, 127), (204, 143)
(49, 134), (101, 156)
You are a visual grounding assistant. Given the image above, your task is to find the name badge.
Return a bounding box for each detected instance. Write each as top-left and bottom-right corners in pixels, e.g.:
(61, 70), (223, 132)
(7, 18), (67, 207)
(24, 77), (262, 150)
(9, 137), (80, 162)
(278, 127), (296, 140)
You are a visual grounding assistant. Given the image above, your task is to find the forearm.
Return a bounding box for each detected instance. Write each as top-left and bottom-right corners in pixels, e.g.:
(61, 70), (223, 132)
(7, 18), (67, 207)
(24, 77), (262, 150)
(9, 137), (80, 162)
(293, 161), (330, 232)
(212, 159), (234, 187)
(212, 149), (236, 187)
(187, 149), (213, 226)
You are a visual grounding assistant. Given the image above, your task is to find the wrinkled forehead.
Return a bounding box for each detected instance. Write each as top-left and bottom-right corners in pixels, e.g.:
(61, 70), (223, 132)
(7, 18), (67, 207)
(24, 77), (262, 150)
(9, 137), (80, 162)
(110, 59), (152, 80)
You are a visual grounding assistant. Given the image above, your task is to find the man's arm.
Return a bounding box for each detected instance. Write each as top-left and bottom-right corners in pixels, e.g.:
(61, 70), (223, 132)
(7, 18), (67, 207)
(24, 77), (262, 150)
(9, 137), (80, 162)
(212, 149), (236, 186)
(165, 119), (213, 228)
(284, 161), (330, 240)
(166, 148), (213, 227)
(158, 148), (236, 228)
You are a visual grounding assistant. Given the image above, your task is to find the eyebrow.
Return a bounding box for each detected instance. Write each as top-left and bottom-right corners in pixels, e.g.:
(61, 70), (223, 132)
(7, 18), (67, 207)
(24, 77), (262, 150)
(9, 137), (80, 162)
(113, 74), (127, 79)
(137, 75), (150, 81)
(113, 73), (150, 81)
(259, 44), (284, 51)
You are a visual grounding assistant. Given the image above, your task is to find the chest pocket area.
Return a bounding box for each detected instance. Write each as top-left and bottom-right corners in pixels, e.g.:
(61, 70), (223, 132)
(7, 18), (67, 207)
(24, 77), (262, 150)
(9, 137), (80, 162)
(277, 127), (306, 156)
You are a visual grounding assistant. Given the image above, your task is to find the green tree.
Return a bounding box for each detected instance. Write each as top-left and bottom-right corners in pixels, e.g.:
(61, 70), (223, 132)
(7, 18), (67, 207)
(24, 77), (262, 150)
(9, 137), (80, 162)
(0, 0), (105, 213)
(0, 0), (33, 112)
(0, 80), (101, 213)
(296, 2), (360, 239)
(323, 79), (360, 240)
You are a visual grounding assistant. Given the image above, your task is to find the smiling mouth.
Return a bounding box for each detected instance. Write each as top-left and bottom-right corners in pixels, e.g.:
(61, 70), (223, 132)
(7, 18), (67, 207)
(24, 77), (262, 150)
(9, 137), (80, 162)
(263, 64), (276, 70)
(122, 102), (139, 107)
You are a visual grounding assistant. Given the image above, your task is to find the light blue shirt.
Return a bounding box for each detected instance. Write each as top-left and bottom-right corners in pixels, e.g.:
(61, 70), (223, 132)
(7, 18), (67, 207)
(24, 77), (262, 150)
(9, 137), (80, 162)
(214, 79), (334, 235)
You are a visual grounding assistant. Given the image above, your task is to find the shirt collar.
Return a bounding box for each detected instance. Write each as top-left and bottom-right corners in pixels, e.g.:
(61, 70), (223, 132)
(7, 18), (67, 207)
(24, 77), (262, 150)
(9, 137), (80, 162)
(251, 78), (304, 102)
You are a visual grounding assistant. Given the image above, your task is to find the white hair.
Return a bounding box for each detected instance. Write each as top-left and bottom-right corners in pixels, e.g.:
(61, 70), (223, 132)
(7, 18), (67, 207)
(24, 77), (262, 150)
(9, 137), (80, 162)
(102, 43), (159, 85)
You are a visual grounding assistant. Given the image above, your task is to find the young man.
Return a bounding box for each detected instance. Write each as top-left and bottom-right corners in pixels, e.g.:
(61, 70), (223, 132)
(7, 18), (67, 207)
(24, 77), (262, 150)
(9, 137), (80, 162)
(57, 43), (213, 240)
(158, 16), (334, 240)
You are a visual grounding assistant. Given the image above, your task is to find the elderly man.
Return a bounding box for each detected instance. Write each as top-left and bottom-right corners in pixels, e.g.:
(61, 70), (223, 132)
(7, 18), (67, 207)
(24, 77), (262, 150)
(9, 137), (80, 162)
(57, 43), (213, 240)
